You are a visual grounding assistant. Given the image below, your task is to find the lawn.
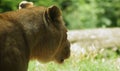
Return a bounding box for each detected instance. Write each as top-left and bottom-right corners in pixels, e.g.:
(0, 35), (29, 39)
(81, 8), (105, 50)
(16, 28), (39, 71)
(28, 54), (120, 71)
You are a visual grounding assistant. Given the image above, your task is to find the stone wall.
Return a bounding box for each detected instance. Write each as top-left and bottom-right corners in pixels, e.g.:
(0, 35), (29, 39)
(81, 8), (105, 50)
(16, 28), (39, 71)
(68, 28), (120, 58)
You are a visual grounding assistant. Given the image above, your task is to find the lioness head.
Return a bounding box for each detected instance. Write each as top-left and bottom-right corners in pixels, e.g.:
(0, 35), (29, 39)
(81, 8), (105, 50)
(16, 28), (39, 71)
(18, 2), (70, 63)
(33, 6), (70, 64)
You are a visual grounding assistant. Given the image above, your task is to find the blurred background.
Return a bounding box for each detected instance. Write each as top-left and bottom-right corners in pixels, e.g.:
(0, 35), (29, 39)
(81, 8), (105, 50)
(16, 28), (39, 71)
(0, 0), (120, 29)
(0, 0), (120, 71)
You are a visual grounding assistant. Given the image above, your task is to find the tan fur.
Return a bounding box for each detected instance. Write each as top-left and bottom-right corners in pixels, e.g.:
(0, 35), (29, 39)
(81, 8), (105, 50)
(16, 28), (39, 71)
(0, 5), (70, 71)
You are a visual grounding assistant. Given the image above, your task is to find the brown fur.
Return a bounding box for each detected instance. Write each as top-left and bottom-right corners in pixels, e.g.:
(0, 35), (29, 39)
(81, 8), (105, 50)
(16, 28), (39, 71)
(0, 5), (70, 71)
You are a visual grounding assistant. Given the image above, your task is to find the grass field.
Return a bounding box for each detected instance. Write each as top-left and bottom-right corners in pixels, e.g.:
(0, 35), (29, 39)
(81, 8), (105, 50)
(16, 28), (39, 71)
(28, 50), (120, 71)
(28, 58), (120, 71)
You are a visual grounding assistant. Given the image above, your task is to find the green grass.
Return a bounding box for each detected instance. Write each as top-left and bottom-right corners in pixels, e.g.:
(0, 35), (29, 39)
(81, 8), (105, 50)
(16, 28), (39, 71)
(28, 43), (120, 71)
(28, 58), (119, 71)
(28, 46), (120, 71)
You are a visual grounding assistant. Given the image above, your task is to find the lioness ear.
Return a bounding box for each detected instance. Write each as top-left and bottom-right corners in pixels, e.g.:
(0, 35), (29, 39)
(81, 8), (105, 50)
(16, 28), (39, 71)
(47, 5), (62, 21)
(19, 1), (34, 9)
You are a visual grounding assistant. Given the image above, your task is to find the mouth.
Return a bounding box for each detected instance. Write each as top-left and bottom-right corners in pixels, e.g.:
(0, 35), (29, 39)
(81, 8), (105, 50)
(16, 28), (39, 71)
(55, 58), (65, 64)
(59, 58), (64, 63)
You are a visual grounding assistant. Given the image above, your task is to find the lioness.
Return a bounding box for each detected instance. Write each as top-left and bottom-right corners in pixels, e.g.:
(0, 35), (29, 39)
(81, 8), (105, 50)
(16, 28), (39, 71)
(0, 3), (70, 71)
